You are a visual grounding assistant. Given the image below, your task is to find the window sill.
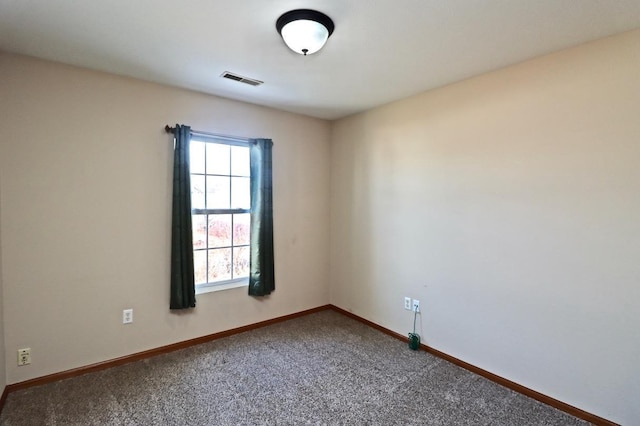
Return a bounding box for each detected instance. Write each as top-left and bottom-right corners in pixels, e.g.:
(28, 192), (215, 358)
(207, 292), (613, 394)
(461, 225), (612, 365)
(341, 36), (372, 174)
(196, 278), (249, 295)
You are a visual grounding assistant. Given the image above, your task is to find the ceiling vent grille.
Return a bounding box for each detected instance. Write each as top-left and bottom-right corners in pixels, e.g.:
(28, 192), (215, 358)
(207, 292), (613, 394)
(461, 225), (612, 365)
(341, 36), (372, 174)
(221, 71), (263, 86)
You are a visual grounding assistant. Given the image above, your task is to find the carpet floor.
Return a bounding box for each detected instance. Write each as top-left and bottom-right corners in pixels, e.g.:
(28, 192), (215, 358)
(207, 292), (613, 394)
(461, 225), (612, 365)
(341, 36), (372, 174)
(0, 310), (589, 425)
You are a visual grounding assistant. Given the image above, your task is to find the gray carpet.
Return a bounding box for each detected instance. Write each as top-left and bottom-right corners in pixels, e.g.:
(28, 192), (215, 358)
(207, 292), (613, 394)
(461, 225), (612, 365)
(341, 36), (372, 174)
(1, 310), (589, 425)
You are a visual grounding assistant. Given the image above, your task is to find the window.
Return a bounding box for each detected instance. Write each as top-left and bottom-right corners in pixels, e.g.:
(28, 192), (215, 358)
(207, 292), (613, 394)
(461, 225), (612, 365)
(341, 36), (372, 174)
(190, 137), (251, 292)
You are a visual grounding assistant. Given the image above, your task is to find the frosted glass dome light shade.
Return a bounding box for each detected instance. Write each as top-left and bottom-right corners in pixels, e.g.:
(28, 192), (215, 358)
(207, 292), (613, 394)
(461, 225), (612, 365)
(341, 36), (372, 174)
(281, 20), (328, 55)
(276, 9), (335, 56)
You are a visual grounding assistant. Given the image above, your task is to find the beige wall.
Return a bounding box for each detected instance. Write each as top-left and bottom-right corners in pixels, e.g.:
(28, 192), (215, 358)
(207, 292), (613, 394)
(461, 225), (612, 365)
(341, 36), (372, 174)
(0, 53), (331, 384)
(0, 176), (5, 392)
(330, 29), (640, 425)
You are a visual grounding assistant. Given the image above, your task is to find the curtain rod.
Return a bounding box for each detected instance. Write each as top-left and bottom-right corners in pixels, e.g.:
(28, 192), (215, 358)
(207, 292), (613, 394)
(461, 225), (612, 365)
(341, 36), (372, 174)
(164, 125), (249, 143)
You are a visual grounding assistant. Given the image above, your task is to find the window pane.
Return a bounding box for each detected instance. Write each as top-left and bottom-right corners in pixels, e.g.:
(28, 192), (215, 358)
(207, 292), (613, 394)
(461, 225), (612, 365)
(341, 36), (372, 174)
(208, 214), (231, 248)
(208, 248), (231, 282)
(206, 143), (230, 175)
(206, 176), (230, 209)
(233, 213), (250, 246)
(231, 177), (250, 209)
(190, 141), (205, 174)
(191, 175), (205, 210)
(192, 214), (207, 249)
(231, 146), (250, 177)
(233, 246), (250, 278)
(193, 250), (207, 284)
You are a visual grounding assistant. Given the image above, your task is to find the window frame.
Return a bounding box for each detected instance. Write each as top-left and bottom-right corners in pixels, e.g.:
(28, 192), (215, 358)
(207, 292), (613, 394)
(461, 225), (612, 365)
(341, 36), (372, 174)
(189, 135), (251, 294)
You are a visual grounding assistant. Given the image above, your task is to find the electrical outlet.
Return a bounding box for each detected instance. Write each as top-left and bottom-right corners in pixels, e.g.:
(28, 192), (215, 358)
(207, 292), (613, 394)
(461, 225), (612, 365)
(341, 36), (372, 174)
(18, 348), (31, 366)
(412, 299), (420, 312)
(123, 308), (133, 324)
(404, 297), (412, 310)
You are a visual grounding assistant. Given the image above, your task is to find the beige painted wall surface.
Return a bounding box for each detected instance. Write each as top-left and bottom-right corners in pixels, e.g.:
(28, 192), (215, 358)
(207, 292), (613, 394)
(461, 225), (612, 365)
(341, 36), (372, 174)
(0, 177), (5, 391)
(330, 29), (640, 425)
(0, 53), (331, 384)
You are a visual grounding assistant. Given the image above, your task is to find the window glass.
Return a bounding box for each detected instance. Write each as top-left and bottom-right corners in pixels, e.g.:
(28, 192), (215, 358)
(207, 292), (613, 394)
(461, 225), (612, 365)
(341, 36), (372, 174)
(231, 177), (250, 209)
(190, 175), (205, 210)
(190, 141), (206, 174)
(231, 145), (250, 176)
(190, 139), (251, 289)
(206, 143), (230, 175)
(206, 176), (230, 209)
(208, 248), (232, 282)
(208, 214), (231, 248)
(233, 213), (250, 246)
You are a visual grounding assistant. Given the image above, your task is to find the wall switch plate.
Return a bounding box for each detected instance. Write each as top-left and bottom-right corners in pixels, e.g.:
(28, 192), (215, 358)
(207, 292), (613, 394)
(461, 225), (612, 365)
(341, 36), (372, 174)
(123, 308), (133, 324)
(412, 299), (420, 312)
(18, 348), (31, 366)
(404, 297), (412, 310)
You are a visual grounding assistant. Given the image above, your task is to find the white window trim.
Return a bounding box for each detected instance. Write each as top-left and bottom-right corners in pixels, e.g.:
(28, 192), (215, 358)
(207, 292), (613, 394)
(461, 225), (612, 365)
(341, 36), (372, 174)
(196, 277), (249, 295)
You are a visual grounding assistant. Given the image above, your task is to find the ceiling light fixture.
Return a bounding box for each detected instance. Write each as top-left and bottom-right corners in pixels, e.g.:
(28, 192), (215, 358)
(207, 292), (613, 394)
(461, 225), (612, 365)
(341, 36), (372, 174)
(276, 9), (335, 56)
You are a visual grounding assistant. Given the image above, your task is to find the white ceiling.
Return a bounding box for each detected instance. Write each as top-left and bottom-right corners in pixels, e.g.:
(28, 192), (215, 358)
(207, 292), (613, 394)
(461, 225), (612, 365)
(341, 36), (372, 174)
(1, 1), (639, 120)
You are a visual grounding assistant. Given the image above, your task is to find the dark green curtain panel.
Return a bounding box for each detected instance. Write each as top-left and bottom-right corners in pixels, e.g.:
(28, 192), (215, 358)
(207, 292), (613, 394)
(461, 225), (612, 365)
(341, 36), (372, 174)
(170, 124), (196, 309)
(249, 139), (275, 296)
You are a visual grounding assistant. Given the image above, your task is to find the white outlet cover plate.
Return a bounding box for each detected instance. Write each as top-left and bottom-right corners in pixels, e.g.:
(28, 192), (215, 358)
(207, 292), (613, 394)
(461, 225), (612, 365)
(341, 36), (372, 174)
(404, 297), (412, 310)
(123, 309), (133, 324)
(17, 348), (31, 365)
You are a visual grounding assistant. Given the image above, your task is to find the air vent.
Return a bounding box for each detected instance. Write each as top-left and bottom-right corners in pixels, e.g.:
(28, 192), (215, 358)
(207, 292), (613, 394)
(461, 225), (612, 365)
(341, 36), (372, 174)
(221, 71), (263, 86)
